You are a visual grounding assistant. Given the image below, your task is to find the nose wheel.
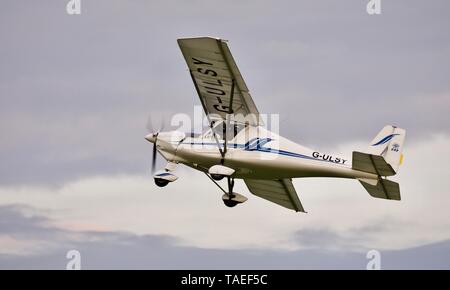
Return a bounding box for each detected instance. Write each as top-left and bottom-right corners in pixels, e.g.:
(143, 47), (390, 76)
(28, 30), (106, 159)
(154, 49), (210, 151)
(154, 178), (169, 187)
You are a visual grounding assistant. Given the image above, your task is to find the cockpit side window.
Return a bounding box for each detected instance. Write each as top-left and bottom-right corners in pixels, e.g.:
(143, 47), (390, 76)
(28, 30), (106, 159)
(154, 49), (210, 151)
(203, 120), (246, 141)
(211, 121), (225, 139)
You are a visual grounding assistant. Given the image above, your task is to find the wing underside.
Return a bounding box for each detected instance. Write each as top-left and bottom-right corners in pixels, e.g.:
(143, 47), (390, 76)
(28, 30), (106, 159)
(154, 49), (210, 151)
(178, 37), (260, 126)
(244, 179), (305, 212)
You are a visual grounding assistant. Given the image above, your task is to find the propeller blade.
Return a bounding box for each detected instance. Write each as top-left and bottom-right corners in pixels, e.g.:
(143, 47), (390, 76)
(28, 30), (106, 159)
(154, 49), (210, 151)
(146, 115), (154, 133)
(158, 117), (166, 133)
(151, 142), (157, 174)
(146, 115), (163, 174)
(146, 115), (166, 133)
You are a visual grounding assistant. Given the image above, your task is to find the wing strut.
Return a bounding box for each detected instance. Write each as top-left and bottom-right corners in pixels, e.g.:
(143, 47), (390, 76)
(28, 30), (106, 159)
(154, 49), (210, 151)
(223, 79), (235, 156)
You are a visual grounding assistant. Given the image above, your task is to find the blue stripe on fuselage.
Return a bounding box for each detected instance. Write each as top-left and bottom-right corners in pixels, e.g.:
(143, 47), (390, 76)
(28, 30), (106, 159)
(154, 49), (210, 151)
(176, 139), (343, 165)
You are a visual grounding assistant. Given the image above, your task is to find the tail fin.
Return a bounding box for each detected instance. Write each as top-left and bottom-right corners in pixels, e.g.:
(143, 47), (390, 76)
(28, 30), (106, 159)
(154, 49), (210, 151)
(353, 125), (406, 201)
(366, 125), (406, 173)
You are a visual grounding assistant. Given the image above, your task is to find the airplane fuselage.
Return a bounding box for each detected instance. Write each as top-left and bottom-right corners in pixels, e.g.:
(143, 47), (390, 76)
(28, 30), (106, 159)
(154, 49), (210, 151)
(156, 127), (378, 181)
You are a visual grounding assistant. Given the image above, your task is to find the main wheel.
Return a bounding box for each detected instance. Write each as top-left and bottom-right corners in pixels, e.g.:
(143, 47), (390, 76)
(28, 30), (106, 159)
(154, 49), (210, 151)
(154, 178), (169, 187)
(223, 199), (239, 208)
(211, 174), (224, 181)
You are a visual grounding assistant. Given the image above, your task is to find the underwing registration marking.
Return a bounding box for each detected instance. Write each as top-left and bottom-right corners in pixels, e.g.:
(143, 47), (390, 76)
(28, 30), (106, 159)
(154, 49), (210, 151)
(191, 57), (233, 113)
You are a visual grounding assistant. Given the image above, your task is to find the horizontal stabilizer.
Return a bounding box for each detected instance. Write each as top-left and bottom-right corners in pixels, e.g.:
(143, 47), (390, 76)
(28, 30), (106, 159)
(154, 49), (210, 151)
(352, 151), (396, 177)
(359, 178), (401, 200)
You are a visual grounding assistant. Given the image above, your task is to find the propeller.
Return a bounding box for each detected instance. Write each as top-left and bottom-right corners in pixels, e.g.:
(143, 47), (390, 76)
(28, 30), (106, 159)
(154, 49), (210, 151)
(145, 115), (165, 174)
(151, 132), (158, 173)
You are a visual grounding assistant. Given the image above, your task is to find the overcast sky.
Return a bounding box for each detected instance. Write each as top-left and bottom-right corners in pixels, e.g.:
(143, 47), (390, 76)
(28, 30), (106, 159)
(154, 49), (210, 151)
(0, 0), (449, 269)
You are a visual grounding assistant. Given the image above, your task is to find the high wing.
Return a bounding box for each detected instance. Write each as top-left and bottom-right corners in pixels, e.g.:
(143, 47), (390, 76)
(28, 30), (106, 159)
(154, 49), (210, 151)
(178, 37), (261, 126)
(244, 179), (306, 212)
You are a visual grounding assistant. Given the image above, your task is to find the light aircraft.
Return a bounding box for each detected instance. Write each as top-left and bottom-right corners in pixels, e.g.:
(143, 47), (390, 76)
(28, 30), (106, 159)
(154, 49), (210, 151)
(145, 37), (406, 212)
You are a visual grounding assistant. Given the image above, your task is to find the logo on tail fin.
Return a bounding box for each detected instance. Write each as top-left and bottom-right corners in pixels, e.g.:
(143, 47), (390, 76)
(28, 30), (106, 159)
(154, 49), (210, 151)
(371, 134), (399, 146)
(391, 143), (400, 152)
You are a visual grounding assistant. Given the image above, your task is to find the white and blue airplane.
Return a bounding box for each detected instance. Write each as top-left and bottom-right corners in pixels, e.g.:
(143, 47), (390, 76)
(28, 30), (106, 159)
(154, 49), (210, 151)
(145, 37), (406, 212)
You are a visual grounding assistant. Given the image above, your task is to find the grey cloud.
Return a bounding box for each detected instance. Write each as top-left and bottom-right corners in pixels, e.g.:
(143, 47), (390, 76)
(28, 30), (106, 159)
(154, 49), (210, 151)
(293, 229), (343, 249)
(0, 0), (449, 186)
(0, 204), (70, 242)
(0, 204), (449, 269)
(293, 219), (413, 252)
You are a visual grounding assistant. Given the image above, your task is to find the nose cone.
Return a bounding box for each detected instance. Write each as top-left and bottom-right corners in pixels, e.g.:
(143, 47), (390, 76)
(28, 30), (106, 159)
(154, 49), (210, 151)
(145, 133), (156, 143)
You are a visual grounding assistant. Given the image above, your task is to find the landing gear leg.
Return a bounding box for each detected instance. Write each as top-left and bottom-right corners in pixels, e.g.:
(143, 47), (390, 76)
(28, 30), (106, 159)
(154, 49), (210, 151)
(223, 177), (239, 207)
(204, 173), (247, 208)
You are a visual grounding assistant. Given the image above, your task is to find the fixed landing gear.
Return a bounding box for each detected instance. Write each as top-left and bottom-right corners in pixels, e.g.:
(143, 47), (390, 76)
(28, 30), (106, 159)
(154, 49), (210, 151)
(154, 178), (169, 187)
(223, 198), (239, 208)
(208, 165), (234, 181)
(221, 190), (248, 208)
(222, 177), (236, 207)
(211, 174), (225, 181)
(205, 174), (248, 208)
(153, 170), (178, 187)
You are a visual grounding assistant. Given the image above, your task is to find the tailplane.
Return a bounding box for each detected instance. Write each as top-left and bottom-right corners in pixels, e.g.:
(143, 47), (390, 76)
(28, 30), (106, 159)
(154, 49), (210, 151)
(359, 178), (401, 200)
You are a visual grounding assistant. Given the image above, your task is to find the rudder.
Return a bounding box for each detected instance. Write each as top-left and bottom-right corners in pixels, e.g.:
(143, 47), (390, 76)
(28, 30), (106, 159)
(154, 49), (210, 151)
(354, 125), (406, 201)
(366, 125), (406, 174)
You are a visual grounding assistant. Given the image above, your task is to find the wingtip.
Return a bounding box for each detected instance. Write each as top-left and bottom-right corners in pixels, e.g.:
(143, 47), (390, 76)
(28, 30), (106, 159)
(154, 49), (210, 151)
(177, 36), (226, 43)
